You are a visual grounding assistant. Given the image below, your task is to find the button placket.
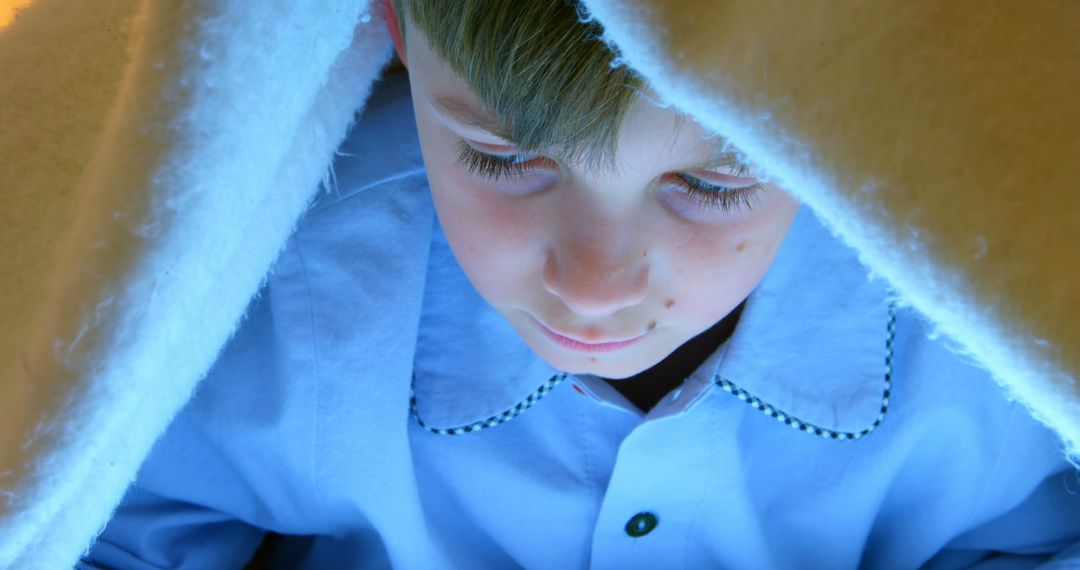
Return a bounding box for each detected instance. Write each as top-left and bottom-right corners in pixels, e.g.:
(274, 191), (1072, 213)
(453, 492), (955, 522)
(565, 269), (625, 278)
(590, 404), (719, 567)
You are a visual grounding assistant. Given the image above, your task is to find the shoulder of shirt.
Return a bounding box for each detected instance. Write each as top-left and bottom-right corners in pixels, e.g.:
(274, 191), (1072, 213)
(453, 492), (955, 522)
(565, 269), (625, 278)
(169, 65), (434, 492)
(184, 68), (431, 420)
(304, 66), (426, 216)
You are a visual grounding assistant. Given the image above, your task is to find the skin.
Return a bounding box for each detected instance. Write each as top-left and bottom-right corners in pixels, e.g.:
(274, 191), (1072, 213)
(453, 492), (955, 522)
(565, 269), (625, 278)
(390, 9), (801, 382)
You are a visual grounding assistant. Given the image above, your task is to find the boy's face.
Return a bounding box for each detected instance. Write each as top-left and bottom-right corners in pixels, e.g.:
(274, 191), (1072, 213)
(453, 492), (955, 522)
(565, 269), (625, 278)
(403, 19), (800, 379)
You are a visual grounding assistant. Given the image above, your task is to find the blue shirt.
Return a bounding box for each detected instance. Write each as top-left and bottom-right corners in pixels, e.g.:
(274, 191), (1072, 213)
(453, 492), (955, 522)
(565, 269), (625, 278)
(83, 69), (1080, 569)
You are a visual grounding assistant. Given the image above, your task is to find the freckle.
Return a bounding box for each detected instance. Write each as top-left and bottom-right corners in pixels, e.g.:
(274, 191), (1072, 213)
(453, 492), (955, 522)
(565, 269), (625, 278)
(665, 299), (676, 309)
(647, 321), (657, 331)
(735, 241), (746, 252)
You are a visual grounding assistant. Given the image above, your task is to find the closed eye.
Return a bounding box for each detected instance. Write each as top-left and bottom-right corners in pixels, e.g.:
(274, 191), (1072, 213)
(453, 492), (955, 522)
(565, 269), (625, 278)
(454, 140), (764, 214)
(453, 141), (549, 181)
(669, 173), (764, 213)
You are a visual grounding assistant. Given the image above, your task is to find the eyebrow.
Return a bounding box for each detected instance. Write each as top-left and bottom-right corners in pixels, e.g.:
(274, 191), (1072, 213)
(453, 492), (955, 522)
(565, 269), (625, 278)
(431, 95), (515, 141)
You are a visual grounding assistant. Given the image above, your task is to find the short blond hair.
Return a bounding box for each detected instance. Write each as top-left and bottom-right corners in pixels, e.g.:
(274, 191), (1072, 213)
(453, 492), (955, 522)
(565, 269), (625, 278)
(394, 0), (645, 172)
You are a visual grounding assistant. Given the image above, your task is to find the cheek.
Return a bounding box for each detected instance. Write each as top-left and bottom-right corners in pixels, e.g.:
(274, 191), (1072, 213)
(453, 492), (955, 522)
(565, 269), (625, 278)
(665, 241), (754, 331)
(413, 107), (549, 308)
(426, 162), (540, 306)
(666, 191), (798, 329)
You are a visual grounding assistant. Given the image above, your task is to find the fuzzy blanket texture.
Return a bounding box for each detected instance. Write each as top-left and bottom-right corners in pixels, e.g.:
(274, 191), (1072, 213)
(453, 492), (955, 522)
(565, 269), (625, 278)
(0, 0), (1076, 567)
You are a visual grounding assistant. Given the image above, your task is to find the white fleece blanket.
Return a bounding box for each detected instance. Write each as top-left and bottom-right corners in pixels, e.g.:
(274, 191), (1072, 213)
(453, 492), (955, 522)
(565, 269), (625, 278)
(0, 0), (1076, 567)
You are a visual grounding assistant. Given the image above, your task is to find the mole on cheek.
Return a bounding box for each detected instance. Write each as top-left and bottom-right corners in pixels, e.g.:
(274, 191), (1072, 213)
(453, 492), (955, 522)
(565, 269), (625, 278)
(664, 299), (676, 309)
(647, 321), (657, 331)
(735, 241), (747, 252)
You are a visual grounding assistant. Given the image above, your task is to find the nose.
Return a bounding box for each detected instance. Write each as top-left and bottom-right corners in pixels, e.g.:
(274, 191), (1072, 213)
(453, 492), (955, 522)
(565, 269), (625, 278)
(542, 221), (650, 318)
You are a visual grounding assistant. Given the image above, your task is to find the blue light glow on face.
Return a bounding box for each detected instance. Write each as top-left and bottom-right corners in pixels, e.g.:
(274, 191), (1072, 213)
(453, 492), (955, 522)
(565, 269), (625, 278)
(404, 18), (800, 379)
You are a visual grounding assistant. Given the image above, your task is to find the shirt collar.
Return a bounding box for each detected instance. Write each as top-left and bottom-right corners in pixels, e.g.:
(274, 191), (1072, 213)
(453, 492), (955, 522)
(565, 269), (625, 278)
(412, 206), (893, 434)
(709, 206), (895, 434)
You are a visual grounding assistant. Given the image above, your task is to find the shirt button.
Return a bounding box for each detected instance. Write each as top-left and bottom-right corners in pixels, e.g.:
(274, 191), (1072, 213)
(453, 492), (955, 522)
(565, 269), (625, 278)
(624, 512), (658, 537)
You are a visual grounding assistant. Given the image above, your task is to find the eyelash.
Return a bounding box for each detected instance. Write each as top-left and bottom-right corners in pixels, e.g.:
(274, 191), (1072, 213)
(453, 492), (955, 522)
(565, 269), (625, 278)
(453, 140), (763, 214)
(454, 141), (538, 181)
(674, 172), (764, 213)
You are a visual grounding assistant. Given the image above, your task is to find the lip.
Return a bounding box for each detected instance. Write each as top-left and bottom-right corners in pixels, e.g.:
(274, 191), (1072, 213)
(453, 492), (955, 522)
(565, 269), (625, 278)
(530, 316), (648, 353)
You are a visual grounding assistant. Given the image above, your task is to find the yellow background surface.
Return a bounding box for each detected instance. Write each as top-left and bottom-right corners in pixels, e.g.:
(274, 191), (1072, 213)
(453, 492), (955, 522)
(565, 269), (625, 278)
(0, 0), (34, 28)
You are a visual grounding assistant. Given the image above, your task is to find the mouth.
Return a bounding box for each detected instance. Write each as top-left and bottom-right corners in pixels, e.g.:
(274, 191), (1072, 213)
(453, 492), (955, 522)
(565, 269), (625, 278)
(530, 315), (649, 353)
